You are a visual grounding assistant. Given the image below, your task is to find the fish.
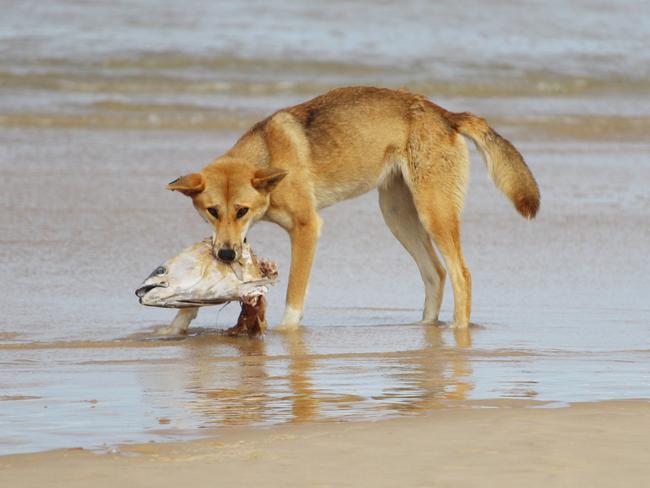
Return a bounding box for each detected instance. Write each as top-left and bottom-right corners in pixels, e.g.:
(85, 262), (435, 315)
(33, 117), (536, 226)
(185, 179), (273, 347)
(135, 239), (277, 336)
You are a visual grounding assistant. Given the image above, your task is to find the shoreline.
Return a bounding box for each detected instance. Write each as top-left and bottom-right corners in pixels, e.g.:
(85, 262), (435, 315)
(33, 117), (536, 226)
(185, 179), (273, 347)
(2, 399), (649, 487)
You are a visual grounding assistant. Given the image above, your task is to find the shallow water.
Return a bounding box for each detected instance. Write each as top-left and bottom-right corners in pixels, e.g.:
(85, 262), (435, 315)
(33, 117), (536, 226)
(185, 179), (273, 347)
(1, 319), (649, 455)
(1, 130), (649, 455)
(1, 0), (650, 456)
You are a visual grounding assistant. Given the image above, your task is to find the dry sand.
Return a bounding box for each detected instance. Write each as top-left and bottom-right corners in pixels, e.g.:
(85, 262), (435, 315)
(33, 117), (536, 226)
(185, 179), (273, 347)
(2, 400), (649, 487)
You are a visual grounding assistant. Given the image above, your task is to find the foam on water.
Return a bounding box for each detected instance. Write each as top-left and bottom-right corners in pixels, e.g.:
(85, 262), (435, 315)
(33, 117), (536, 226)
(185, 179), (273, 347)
(1, 1), (649, 129)
(2, 0), (648, 78)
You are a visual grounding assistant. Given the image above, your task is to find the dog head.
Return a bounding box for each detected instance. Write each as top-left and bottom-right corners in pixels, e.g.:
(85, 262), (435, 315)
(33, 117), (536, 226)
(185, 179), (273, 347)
(168, 160), (287, 262)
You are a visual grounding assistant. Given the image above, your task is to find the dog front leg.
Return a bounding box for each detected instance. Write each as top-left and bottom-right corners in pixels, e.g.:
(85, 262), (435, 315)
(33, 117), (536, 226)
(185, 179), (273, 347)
(279, 216), (321, 330)
(155, 307), (198, 336)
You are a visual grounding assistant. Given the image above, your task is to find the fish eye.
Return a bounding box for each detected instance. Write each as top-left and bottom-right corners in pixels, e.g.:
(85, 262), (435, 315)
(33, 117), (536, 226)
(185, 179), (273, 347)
(207, 207), (219, 219)
(236, 207), (249, 219)
(149, 266), (166, 279)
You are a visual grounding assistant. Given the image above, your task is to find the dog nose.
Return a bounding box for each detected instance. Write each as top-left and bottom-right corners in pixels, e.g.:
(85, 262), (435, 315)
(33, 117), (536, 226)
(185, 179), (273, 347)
(217, 248), (236, 262)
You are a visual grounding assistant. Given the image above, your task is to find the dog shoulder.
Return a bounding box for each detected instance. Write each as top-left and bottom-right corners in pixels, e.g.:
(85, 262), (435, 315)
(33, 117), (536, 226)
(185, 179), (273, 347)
(263, 111), (311, 163)
(265, 110), (305, 136)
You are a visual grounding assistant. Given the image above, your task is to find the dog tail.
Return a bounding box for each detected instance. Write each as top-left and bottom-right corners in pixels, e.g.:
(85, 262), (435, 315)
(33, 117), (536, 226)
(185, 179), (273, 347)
(448, 112), (540, 219)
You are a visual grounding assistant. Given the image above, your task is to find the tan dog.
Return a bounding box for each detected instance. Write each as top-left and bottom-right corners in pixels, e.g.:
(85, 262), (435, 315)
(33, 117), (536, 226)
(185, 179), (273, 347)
(168, 86), (539, 329)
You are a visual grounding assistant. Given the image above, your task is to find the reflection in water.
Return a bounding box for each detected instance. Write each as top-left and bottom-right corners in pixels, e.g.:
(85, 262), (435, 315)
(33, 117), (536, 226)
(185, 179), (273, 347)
(180, 330), (319, 426)
(282, 329), (318, 423)
(149, 324), (485, 430)
(374, 325), (475, 414)
(10, 314), (650, 455)
(185, 337), (269, 426)
(447, 328), (473, 401)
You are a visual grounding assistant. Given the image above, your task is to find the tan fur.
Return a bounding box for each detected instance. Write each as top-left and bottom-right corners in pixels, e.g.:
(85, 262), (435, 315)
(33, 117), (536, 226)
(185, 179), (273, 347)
(168, 86), (540, 328)
(447, 112), (540, 218)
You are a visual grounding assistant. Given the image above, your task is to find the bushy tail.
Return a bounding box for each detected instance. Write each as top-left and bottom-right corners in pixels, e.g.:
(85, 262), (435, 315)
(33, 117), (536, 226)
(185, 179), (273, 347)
(448, 112), (540, 219)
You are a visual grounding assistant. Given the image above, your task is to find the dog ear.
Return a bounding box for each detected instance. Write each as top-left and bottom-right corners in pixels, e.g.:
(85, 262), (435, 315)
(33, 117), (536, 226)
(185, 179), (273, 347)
(167, 173), (205, 196)
(252, 167), (288, 193)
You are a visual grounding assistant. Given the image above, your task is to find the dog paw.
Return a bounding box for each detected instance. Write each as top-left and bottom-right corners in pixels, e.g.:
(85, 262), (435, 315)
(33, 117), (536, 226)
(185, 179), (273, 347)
(449, 320), (470, 329)
(275, 322), (300, 332)
(417, 318), (444, 326)
(152, 325), (187, 337)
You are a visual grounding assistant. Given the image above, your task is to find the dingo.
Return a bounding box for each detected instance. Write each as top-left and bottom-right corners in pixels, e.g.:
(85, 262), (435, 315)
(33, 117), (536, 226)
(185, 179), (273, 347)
(168, 86), (539, 329)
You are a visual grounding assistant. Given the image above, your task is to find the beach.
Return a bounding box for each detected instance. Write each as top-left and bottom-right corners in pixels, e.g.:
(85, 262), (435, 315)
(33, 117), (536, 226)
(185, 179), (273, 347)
(3, 401), (650, 487)
(1, 0), (649, 485)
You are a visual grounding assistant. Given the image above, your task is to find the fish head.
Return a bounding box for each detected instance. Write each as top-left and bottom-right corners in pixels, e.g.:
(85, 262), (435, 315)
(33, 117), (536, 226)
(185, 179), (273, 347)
(135, 240), (236, 307)
(136, 240), (277, 308)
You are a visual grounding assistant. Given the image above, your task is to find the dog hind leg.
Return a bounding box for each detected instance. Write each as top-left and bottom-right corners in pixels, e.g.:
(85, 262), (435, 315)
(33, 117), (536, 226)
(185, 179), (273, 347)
(405, 112), (472, 328)
(378, 174), (446, 323)
(410, 190), (471, 328)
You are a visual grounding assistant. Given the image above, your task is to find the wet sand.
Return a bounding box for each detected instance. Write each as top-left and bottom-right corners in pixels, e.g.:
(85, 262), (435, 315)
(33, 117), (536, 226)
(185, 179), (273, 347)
(2, 400), (649, 487)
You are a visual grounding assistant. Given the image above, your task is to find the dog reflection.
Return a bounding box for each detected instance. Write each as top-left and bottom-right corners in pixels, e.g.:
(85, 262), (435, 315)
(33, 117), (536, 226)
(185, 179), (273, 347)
(282, 329), (319, 423)
(185, 336), (270, 426)
(374, 325), (475, 414)
(180, 330), (319, 426)
(144, 324), (495, 428)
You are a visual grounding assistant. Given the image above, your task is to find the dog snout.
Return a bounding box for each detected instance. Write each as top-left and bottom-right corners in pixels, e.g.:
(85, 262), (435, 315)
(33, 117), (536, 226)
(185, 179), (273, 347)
(217, 248), (237, 262)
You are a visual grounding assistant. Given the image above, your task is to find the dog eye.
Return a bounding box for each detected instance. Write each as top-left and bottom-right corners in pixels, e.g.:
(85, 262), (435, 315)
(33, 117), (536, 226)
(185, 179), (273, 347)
(207, 207), (219, 219)
(236, 207), (249, 219)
